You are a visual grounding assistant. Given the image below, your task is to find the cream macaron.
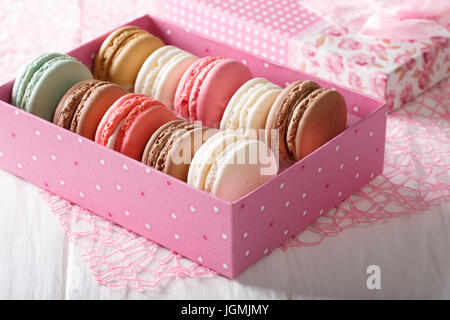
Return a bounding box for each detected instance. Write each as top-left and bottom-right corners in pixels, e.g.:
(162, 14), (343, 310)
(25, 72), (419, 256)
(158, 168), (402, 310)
(220, 78), (282, 137)
(135, 45), (198, 110)
(188, 130), (278, 202)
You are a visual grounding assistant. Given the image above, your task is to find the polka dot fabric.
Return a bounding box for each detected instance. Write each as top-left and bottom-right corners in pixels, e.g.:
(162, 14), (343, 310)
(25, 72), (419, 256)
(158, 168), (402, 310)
(0, 16), (386, 279)
(163, 0), (320, 65)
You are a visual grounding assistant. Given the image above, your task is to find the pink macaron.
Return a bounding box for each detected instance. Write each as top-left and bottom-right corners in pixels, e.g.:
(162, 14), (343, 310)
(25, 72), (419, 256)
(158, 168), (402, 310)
(174, 56), (252, 128)
(95, 93), (178, 161)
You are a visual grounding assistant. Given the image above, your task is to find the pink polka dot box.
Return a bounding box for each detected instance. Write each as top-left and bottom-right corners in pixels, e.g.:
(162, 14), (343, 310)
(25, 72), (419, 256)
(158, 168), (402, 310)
(0, 15), (387, 279)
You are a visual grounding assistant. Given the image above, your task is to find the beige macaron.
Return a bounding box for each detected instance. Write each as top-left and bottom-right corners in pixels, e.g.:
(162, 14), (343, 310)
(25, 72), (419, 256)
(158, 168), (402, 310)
(94, 26), (164, 91)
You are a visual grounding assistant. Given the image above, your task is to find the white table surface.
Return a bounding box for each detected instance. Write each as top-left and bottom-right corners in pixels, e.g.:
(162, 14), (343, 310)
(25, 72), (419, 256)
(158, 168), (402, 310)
(1, 164), (449, 299)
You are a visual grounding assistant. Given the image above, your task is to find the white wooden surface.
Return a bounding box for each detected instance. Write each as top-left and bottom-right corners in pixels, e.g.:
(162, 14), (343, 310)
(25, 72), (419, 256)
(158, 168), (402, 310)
(1, 166), (449, 299)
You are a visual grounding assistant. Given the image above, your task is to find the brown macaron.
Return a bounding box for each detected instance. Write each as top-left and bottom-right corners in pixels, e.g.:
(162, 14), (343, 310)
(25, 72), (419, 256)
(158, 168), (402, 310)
(265, 80), (347, 160)
(142, 120), (217, 182)
(53, 80), (128, 140)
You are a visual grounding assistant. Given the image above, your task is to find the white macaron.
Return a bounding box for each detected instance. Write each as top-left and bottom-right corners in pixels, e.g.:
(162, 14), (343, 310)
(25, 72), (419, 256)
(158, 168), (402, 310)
(220, 78), (282, 136)
(135, 45), (198, 109)
(188, 130), (278, 202)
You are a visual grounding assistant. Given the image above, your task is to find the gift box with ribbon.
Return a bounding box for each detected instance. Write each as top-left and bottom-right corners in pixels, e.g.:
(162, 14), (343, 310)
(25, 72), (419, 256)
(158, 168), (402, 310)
(160, 0), (449, 112)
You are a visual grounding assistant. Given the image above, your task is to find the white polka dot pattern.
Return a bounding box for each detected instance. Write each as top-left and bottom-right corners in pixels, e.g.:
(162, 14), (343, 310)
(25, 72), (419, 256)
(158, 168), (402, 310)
(164, 0), (320, 64)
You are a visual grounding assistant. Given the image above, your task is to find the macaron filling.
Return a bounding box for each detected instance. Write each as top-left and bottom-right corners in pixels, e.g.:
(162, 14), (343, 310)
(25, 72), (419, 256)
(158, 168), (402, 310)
(106, 119), (125, 149)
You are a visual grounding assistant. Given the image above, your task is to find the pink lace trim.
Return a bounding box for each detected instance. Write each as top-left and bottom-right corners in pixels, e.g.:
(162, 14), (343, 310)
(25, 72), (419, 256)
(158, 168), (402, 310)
(42, 78), (449, 291)
(41, 192), (215, 291)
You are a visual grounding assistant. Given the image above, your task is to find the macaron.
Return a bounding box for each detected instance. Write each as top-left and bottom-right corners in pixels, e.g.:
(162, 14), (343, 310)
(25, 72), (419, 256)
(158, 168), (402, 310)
(135, 46), (198, 110)
(174, 56), (252, 128)
(94, 26), (164, 91)
(53, 80), (128, 140)
(220, 78), (282, 137)
(142, 120), (218, 182)
(95, 93), (178, 161)
(11, 53), (93, 121)
(265, 81), (347, 161)
(188, 131), (278, 202)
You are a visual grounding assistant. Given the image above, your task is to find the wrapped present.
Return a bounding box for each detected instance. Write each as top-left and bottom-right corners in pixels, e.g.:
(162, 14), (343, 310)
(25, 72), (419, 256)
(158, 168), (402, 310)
(160, 0), (450, 112)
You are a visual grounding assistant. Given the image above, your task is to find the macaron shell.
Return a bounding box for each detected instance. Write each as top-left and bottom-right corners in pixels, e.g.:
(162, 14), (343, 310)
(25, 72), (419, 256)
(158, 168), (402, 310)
(286, 88), (327, 159)
(108, 32), (164, 90)
(188, 58), (223, 122)
(295, 89), (347, 159)
(141, 119), (185, 164)
(188, 130), (245, 190)
(265, 80), (320, 158)
(53, 80), (98, 129)
(195, 59), (252, 128)
(174, 57), (223, 120)
(148, 121), (192, 169)
(155, 122), (196, 171)
(72, 83), (128, 140)
(115, 102), (178, 160)
(12, 53), (64, 107)
(95, 93), (147, 145)
(208, 139), (278, 202)
(25, 58), (93, 121)
(94, 26), (141, 80)
(135, 46), (198, 110)
(135, 45), (178, 95)
(165, 127), (218, 182)
(243, 88), (281, 135)
(154, 54), (198, 110)
(220, 78), (269, 131)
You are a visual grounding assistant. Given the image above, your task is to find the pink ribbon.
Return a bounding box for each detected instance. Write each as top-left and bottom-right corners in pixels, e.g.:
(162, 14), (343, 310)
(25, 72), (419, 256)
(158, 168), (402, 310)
(300, 0), (450, 40)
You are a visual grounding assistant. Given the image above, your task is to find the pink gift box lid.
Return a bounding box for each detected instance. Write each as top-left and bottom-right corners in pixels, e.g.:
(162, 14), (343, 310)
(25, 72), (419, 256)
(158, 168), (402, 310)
(160, 0), (450, 112)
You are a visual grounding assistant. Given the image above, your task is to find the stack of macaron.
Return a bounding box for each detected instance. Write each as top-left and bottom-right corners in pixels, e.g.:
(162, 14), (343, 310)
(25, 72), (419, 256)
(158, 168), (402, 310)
(9, 24), (348, 201)
(53, 80), (128, 140)
(220, 78), (282, 137)
(221, 79), (348, 161)
(95, 93), (178, 161)
(135, 45), (198, 110)
(142, 120), (218, 182)
(265, 81), (347, 161)
(188, 130), (278, 202)
(11, 53), (93, 121)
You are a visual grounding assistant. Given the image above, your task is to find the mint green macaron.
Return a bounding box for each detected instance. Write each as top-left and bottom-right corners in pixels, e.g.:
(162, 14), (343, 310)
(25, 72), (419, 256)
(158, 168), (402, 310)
(11, 53), (93, 121)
